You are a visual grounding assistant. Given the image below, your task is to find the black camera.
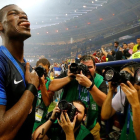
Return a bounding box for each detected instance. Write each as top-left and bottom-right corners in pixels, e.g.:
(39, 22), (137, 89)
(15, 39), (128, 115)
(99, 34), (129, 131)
(103, 67), (134, 85)
(70, 63), (90, 76)
(56, 100), (77, 121)
(34, 65), (47, 77)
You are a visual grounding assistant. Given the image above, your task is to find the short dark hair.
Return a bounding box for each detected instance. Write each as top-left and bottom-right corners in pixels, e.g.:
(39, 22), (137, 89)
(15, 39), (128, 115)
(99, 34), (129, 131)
(80, 55), (95, 66)
(120, 61), (140, 73)
(36, 58), (50, 68)
(123, 43), (127, 46)
(0, 4), (16, 21)
(114, 41), (119, 45)
(137, 37), (140, 39)
(73, 100), (87, 115)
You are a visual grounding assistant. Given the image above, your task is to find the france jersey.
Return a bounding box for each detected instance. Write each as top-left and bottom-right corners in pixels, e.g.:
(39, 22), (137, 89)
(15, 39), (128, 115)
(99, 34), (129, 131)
(0, 46), (37, 140)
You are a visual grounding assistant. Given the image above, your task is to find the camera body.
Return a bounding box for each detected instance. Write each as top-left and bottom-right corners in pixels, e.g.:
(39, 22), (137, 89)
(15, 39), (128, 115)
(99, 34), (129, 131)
(34, 65), (47, 77)
(56, 100), (77, 121)
(70, 63), (90, 76)
(103, 67), (134, 85)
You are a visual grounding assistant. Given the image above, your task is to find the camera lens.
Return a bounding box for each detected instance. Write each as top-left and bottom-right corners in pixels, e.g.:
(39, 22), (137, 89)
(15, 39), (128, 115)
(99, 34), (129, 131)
(58, 100), (68, 110)
(70, 63), (78, 73)
(134, 68), (140, 85)
(105, 69), (114, 81)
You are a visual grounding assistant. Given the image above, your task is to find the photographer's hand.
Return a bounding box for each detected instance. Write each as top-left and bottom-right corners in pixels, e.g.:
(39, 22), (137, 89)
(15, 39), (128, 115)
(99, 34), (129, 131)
(51, 104), (60, 120)
(57, 112), (76, 140)
(121, 81), (140, 140)
(120, 81), (139, 107)
(67, 65), (76, 80)
(108, 82), (117, 93)
(76, 71), (92, 88)
(39, 75), (45, 86)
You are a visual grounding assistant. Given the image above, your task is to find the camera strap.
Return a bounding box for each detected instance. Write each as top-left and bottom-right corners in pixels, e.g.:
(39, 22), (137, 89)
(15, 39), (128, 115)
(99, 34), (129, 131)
(78, 84), (90, 106)
(126, 104), (133, 135)
(0, 46), (26, 87)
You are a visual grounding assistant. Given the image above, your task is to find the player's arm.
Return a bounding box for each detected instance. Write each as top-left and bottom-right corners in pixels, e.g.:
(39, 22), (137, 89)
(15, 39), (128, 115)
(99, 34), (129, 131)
(0, 63), (39, 140)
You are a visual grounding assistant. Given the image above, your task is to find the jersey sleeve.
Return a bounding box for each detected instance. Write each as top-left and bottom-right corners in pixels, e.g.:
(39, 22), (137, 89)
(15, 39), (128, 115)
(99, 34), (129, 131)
(0, 58), (7, 105)
(112, 88), (125, 113)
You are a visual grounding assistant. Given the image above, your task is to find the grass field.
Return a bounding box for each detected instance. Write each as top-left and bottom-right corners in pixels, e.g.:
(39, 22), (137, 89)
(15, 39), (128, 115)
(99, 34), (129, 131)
(48, 102), (57, 112)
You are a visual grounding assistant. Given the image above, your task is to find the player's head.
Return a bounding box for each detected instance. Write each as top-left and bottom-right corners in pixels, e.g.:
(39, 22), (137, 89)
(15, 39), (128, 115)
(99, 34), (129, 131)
(0, 4), (31, 41)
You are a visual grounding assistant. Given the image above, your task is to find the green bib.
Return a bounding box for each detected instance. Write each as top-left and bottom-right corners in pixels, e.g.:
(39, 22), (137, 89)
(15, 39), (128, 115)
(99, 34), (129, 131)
(61, 73), (104, 130)
(119, 106), (136, 140)
(32, 77), (50, 132)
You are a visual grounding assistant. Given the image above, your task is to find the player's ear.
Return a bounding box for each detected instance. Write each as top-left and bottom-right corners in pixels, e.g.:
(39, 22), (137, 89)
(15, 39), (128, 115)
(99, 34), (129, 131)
(83, 114), (86, 122)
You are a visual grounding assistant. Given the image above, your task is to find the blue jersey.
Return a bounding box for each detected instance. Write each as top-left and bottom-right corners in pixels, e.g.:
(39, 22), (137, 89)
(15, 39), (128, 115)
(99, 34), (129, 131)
(0, 46), (37, 140)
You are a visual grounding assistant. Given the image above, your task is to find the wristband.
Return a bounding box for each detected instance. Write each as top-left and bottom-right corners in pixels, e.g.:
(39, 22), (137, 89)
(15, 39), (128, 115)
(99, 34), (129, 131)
(86, 83), (94, 91)
(49, 118), (55, 123)
(26, 83), (37, 96)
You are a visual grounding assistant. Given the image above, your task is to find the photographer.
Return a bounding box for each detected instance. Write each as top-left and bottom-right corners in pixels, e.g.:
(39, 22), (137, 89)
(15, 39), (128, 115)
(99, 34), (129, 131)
(33, 100), (94, 140)
(49, 55), (107, 139)
(32, 58), (54, 132)
(101, 62), (140, 140)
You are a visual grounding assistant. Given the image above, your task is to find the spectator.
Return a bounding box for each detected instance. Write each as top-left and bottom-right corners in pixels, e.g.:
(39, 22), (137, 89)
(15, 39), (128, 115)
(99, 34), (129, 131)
(49, 55), (107, 140)
(61, 61), (66, 72)
(0, 4), (39, 140)
(130, 45), (140, 59)
(33, 100), (94, 140)
(128, 42), (135, 55)
(32, 58), (54, 132)
(100, 53), (106, 62)
(101, 47), (114, 61)
(101, 62), (140, 140)
(115, 51), (123, 60)
(92, 52), (100, 63)
(133, 38), (140, 53)
(114, 41), (120, 52)
(122, 43), (131, 59)
(51, 63), (62, 77)
(75, 54), (82, 64)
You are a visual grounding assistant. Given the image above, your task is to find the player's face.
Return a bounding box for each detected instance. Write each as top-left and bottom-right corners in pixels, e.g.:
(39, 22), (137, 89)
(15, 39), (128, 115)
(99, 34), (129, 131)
(1, 5), (31, 40)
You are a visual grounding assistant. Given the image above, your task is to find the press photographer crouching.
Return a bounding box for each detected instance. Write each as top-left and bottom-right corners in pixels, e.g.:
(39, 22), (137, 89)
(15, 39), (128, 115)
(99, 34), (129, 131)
(49, 55), (107, 140)
(33, 100), (94, 140)
(101, 62), (140, 140)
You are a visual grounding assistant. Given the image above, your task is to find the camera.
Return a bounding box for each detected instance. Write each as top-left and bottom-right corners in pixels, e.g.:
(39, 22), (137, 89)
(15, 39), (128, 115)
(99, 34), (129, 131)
(56, 100), (77, 121)
(70, 63), (90, 76)
(34, 65), (47, 77)
(103, 67), (134, 85)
